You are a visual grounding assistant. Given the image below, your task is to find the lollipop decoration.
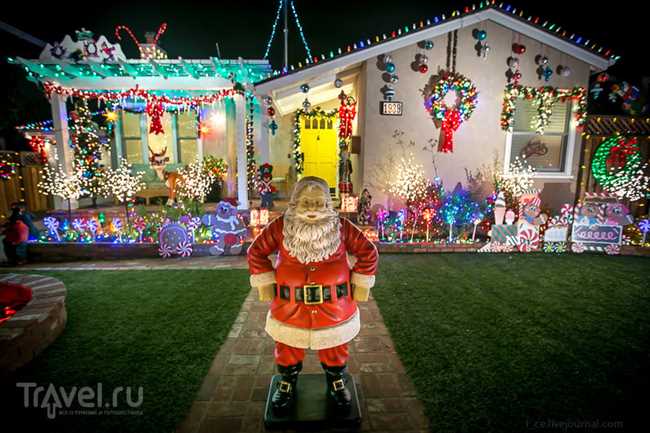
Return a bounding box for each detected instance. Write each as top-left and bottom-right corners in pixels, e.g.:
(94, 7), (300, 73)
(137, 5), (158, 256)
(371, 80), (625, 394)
(176, 241), (193, 257)
(159, 243), (173, 258)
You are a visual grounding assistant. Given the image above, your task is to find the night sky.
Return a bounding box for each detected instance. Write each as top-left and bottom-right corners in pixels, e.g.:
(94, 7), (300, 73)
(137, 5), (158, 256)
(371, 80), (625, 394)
(0, 0), (645, 149)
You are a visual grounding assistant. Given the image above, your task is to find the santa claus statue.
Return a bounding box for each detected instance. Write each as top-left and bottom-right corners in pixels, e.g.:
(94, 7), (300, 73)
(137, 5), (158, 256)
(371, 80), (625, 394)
(247, 176), (378, 413)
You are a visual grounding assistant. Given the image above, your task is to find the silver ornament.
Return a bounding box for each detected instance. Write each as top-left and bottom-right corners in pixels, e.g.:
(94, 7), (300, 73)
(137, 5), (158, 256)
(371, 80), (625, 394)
(334, 78), (343, 88)
(302, 98), (311, 110)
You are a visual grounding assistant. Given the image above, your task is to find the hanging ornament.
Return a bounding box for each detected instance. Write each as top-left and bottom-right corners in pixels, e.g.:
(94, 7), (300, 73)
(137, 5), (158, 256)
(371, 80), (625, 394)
(302, 98), (311, 111)
(424, 40), (434, 50)
(334, 78), (343, 88)
(512, 43), (526, 54)
(267, 106), (275, 116)
(472, 29), (487, 41)
(381, 84), (395, 101)
(557, 65), (572, 77)
(418, 64), (429, 74)
(263, 95), (273, 106)
(382, 54), (392, 65)
(300, 83), (310, 93)
(269, 120), (278, 135)
(390, 74), (399, 83)
(385, 62), (396, 73)
(535, 55), (553, 82)
(475, 41), (490, 59)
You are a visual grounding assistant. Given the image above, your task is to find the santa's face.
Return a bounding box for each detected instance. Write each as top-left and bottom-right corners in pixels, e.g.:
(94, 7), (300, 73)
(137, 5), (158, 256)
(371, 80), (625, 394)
(295, 187), (329, 223)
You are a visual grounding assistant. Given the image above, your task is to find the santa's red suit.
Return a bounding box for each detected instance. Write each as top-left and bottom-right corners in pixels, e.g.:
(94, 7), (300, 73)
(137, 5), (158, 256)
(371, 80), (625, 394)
(247, 216), (378, 367)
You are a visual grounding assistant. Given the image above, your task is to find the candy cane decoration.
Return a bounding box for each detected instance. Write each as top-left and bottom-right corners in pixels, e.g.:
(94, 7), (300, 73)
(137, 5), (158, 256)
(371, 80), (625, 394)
(115, 23), (167, 57)
(159, 243), (173, 258)
(43, 216), (60, 241)
(186, 217), (201, 240)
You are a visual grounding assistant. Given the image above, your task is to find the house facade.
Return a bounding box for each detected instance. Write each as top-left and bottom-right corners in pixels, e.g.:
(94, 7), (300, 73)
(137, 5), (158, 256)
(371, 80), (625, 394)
(11, 2), (617, 212)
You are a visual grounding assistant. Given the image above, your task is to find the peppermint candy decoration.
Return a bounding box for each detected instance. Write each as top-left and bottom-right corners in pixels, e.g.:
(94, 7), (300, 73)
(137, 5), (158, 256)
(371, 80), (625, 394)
(555, 242), (567, 253)
(517, 227), (540, 252)
(605, 244), (620, 255)
(72, 218), (86, 232)
(571, 242), (585, 254)
(134, 217), (146, 232)
(159, 243), (174, 258)
(176, 241), (193, 257)
(543, 242), (555, 253)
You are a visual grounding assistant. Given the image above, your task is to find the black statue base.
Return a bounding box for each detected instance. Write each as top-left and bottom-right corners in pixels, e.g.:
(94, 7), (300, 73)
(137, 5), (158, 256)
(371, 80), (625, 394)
(264, 373), (361, 430)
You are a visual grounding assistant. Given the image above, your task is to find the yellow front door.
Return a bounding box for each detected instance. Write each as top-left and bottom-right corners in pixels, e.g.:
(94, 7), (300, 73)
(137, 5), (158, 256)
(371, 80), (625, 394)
(300, 115), (338, 192)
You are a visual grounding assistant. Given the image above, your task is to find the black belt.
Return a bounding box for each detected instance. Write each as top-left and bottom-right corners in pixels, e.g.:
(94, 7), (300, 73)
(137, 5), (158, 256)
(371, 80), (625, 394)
(275, 283), (349, 304)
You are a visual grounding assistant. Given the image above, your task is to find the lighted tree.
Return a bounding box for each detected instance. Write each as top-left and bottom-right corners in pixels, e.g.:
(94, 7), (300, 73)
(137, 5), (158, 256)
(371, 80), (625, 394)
(175, 159), (216, 204)
(439, 183), (482, 242)
(103, 158), (145, 224)
(498, 156), (535, 198)
(38, 155), (83, 221)
(387, 153), (429, 205)
(70, 100), (109, 205)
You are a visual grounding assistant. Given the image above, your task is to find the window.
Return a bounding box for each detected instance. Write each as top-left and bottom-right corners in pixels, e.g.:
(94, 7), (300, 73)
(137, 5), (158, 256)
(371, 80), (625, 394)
(121, 112), (143, 163)
(507, 99), (572, 173)
(177, 111), (198, 163)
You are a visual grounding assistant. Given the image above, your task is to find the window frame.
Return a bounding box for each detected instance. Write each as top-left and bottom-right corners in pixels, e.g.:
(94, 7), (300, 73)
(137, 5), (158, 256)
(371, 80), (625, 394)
(503, 100), (577, 179)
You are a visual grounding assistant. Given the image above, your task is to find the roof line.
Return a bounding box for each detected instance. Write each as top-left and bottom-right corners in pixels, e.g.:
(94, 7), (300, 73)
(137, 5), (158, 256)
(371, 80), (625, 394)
(256, 4), (614, 91)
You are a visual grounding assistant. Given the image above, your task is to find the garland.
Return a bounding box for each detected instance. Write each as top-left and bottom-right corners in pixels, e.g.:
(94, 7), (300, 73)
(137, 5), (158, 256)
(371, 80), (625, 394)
(292, 107), (337, 174)
(0, 158), (17, 180)
(43, 82), (244, 134)
(423, 70), (478, 153)
(591, 134), (650, 201)
(245, 94), (257, 192)
(501, 84), (587, 134)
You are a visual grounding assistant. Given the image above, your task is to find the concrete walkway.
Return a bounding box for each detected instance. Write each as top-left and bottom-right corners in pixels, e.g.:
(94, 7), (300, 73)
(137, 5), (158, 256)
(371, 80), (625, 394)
(176, 289), (430, 433)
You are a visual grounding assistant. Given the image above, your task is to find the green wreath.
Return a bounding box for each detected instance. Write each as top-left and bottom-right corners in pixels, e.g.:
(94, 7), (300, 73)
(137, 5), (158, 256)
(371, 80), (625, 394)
(591, 133), (641, 189)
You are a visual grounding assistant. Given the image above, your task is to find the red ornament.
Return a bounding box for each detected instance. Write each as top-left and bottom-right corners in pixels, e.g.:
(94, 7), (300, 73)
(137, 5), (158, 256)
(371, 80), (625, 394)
(418, 63), (429, 74)
(438, 109), (461, 153)
(267, 107), (275, 117)
(512, 43), (526, 55)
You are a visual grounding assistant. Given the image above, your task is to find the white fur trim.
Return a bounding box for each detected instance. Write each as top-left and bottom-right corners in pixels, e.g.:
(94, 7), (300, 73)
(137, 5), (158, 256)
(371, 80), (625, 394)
(250, 271), (275, 288)
(264, 308), (361, 350)
(351, 272), (375, 289)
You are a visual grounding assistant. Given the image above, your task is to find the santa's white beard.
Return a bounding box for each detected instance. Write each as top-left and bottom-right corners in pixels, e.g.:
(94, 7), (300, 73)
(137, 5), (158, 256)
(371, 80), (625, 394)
(283, 208), (341, 264)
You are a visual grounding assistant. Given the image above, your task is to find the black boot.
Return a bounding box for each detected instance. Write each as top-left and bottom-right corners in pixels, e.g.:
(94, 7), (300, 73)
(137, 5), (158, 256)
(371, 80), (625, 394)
(322, 363), (352, 411)
(271, 362), (302, 413)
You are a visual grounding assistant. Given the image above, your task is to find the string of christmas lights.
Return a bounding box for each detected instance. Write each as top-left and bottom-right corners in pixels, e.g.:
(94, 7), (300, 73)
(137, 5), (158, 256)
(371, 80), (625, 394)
(175, 159), (216, 203)
(70, 100), (109, 199)
(103, 158), (146, 224)
(263, 0), (284, 60)
(501, 84), (587, 134)
(289, 0), (313, 61)
(498, 156), (535, 198)
(265, 0), (617, 78)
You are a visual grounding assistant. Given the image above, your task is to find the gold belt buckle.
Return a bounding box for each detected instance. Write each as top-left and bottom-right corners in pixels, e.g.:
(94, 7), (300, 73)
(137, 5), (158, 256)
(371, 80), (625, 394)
(303, 284), (324, 305)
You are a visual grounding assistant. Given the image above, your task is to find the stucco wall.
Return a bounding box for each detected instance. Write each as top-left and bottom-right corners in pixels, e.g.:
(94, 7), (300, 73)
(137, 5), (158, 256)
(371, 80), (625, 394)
(361, 19), (591, 209)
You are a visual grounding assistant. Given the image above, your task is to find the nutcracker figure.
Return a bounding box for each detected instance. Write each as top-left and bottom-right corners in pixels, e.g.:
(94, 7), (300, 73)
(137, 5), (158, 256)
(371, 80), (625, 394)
(258, 163), (277, 209)
(247, 177), (378, 413)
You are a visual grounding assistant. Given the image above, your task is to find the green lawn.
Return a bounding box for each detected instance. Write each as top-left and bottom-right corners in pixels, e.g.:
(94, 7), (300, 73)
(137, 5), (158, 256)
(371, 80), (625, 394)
(373, 254), (649, 433)
(2, 270), (250, 433)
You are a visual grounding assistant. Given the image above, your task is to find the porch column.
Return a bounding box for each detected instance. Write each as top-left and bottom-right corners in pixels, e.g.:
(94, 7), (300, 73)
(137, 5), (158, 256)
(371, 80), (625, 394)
(234, 96), (249, 209)
(257, 98), (270, 163)
(49, 94), (78, 210)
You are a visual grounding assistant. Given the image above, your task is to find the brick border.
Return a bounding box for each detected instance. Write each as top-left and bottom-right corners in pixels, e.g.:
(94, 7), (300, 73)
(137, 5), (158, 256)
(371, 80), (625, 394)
(0, 274), (67, 373)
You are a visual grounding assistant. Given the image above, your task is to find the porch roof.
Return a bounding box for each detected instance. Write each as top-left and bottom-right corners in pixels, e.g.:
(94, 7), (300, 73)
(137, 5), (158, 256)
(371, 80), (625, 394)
(7, 57), (272, 90)
(256, 1), (617, 93)
(584, 116), (650, 137)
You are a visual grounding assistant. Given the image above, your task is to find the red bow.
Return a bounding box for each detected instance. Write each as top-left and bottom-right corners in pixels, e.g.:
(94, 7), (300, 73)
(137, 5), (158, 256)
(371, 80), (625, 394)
(438, 109), (461, 153)
(606, 137), (638, 170)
